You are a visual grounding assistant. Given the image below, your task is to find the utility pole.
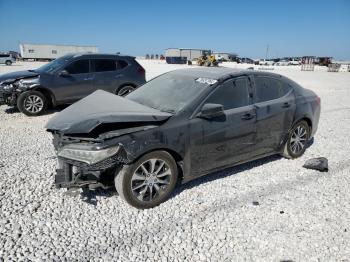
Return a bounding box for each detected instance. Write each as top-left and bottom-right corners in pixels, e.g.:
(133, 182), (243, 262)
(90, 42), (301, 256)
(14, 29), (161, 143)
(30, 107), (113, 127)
(265, 44), (269, 60)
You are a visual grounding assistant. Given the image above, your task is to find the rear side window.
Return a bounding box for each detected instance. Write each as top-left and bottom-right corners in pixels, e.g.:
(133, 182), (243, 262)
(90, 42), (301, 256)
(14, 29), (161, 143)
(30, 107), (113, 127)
(93, 59), (117, 72)
(206, 77), (250, 110)
(117, 60), (128, 69)
(0, 54), (10, 58)
(65, 59), (90, 74)
(255, 77), (291, 103)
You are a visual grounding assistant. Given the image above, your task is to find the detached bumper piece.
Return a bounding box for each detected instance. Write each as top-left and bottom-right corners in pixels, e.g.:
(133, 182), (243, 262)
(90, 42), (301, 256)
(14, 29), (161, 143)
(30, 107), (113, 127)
(55, 153), (126, 189)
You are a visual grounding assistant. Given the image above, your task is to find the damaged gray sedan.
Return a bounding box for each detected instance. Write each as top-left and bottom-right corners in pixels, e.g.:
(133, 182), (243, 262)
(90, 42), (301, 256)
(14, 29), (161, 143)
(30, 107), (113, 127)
(46, 68), (321, 209)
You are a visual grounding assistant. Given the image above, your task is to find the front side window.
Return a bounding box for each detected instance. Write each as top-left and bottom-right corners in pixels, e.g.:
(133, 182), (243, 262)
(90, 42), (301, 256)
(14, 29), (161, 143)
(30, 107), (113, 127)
(65, 59), (90, 74)
(93, 59), (116, 72)
(205, 77), (250, 110)
(255, 77), (291, 103)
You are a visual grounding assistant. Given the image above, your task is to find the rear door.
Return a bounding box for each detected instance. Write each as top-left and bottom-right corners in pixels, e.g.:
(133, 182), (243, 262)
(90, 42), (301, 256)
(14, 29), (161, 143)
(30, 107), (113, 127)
(52, 59), (94, 102)
(92, 58), (124, 94)
(252, 75), (296, 154)
(189, 76), (257, 176)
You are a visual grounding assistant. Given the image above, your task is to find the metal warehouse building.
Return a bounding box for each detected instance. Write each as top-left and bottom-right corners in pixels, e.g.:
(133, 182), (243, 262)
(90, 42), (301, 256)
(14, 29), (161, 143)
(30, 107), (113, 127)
(19, 43), (98, 60)
(165, 48), (211, 61)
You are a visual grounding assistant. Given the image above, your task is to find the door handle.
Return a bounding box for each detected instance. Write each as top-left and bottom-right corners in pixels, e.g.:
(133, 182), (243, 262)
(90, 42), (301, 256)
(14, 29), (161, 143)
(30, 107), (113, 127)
(115, 74), (123, 79)
(282, 102), (291, 108)
(241, 113), (256, 120)
(84, 77), (94, 81)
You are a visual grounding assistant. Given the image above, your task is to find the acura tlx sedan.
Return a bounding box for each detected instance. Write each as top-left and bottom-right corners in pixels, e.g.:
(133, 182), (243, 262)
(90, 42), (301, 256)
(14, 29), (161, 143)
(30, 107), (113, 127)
(46, 67), (321, 209)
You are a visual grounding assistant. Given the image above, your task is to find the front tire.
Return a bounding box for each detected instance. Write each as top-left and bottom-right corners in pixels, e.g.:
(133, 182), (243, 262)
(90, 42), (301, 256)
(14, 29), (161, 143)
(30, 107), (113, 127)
(5, 60), (12, 66)
(282, 120), (310, 159)
(17, 90), (47, 116)
(115, 151), (178, 209)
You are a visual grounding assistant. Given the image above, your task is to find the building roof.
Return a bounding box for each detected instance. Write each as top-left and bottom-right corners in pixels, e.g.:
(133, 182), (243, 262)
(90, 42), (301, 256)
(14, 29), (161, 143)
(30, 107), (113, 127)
(20, 43), (98, 48)
(165, 48), (211, 51)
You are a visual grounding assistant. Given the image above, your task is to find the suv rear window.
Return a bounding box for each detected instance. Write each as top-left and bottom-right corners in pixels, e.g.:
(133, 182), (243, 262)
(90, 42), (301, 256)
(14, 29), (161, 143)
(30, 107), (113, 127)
(117, 60), (128, 69)
(255, 77), (291, 103)
(65, 59), (90, 74)
(93, 59), (117, 72)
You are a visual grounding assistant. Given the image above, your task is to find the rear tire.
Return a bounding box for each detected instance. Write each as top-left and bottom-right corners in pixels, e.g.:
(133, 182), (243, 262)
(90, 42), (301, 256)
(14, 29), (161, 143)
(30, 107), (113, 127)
(115, 151), (178, 209)
(5, 60), (12, 66)
(17, 90), (47, 116)
(117, 85), (135, 96)
(282, 120), (310, 159)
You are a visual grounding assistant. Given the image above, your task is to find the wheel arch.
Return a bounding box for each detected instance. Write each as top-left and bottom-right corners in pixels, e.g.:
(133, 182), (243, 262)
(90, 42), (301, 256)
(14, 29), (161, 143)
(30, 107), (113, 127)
(31, 86), (57, 107)
(293, 116), (313, 133)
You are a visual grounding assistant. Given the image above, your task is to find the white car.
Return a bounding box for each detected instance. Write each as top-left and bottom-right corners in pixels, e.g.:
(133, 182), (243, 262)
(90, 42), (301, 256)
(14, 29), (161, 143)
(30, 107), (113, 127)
(289, 59), (301, 65)
(275, 60), (290, 66)
(259, 59), (275, 66)
(0, 54), (15, 66)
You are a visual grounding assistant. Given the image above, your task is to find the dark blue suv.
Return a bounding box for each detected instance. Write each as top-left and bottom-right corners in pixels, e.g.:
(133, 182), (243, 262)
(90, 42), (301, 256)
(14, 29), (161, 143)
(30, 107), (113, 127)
(0, 53), (146, 116)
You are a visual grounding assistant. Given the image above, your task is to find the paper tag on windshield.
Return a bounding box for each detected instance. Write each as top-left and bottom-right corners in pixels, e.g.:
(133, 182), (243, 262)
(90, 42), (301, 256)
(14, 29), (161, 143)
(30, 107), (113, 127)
(196, 78), (218, 85)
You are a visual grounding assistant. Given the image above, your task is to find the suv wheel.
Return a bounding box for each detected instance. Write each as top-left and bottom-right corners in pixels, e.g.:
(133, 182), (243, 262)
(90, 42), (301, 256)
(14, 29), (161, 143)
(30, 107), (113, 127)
(17, 91), (47, 116)
(5, 60), (12, 66)
(282, 120), (310, 159)
(115, 151), (178, 209)
(117, 85), (135, 96)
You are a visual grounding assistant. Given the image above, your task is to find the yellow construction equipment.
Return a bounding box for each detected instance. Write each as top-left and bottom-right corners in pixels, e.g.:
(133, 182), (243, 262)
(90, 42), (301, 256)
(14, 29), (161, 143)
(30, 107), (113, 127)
(197, 55), (218, 67)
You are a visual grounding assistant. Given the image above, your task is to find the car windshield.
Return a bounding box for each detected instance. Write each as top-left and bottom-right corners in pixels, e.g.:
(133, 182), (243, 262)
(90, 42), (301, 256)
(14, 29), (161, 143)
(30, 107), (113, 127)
(34, 55), (73, 73)
(126, 71), (215, 113)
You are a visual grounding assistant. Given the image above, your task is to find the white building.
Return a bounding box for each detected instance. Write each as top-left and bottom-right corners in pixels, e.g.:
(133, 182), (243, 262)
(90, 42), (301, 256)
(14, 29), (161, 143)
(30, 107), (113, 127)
(19, 43), (98, 60)
(165, 48), (211, 61)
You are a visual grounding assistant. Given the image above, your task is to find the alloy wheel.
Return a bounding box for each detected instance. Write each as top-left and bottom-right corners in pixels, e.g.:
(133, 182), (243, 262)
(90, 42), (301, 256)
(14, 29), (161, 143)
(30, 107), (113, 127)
(118, 86), (134, 96)
(24, 95), (44, 113)
(290, 125), (308, 154)
(131, 158), (172, 202)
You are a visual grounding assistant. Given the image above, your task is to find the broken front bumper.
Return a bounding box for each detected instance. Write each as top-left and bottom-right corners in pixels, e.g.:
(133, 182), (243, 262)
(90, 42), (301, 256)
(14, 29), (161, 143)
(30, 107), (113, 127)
(55, 150), (128, 189)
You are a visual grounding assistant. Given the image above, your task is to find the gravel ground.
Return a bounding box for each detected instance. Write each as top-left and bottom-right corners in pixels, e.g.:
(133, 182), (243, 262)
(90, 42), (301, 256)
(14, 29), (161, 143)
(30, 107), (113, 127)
(0, 62), (350, 261)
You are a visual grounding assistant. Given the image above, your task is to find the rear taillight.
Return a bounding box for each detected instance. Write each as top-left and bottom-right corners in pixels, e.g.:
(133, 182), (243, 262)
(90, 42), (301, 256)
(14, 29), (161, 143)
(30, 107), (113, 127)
(138, 66), (145, 75)
(315, 95), (321, 105)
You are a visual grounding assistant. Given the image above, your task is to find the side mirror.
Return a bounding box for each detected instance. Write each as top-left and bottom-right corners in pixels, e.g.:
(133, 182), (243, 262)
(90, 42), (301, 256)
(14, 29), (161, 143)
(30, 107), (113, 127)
(197, 103), (225, 119)
(59, 70), (69, 77)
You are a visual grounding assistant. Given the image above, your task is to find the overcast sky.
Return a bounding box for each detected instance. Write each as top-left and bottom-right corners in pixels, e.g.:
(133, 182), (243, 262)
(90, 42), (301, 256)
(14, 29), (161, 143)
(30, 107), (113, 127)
(0, 0), (349, 59)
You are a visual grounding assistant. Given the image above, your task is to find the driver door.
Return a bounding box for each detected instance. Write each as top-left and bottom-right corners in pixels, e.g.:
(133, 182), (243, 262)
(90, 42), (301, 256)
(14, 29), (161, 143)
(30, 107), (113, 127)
(189, 76), (257, 177)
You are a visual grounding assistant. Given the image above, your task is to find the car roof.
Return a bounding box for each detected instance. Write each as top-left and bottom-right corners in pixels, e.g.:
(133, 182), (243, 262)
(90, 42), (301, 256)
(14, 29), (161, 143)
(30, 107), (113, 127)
(171, 67), (282, 82)
(71, 53), (135, 59)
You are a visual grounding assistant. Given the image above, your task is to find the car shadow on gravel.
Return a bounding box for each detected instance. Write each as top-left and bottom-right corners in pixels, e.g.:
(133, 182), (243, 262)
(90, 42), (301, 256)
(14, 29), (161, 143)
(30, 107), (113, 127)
(79, 154), (283, 205)
(79, 138), (315, 205)
(171, 154), (282, 198)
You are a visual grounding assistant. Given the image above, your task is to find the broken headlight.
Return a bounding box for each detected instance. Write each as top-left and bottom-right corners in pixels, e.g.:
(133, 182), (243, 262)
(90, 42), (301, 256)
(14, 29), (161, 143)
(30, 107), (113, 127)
(2, 84), (14, 91)
(57, 144), (120, 165)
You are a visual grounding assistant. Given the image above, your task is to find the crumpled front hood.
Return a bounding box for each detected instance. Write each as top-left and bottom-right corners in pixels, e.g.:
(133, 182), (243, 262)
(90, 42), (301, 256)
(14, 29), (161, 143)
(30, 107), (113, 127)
(46, 90), (172, 134)
(0, 70), (39, 84)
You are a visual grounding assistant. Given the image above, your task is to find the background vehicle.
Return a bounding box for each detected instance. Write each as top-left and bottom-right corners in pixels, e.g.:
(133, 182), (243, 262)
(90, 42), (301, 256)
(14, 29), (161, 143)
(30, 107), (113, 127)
(258, 59), (275, 66)
(197, 55), (218, 67)
(0, 53), (146, 116)
(0, 54), (16, 65)
(275, 59), (290, 66)
(47, 68), (321, 209)
(239, 57), (254, 64)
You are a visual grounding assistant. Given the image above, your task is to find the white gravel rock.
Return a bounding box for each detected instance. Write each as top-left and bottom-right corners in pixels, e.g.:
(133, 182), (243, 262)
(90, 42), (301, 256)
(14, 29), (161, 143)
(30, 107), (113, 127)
(0, 62), (350, 261)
